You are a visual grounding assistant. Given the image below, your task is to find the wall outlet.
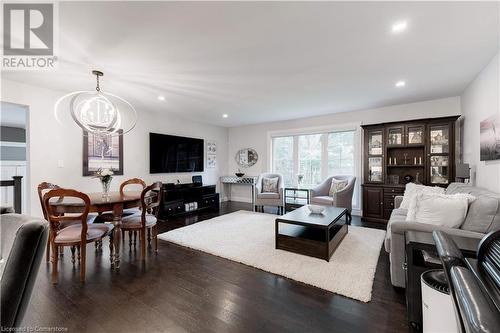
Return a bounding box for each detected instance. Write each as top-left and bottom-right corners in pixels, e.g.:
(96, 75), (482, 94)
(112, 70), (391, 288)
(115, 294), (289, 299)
(57, 160), (64, 168)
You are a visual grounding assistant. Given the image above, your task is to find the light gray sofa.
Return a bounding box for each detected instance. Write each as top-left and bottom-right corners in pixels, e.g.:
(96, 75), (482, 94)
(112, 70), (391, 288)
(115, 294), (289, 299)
(386, 183), (500, 288)
(310, 176), (356, 221)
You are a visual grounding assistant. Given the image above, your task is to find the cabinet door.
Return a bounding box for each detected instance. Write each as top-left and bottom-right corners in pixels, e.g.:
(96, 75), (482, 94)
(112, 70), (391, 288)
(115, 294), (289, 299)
(427, 124), (452, 185)
(386, 126), (404, 147)
(365, 129), (384, 183)
(363, 187), (383, 218)
(406, 124), (425, 146)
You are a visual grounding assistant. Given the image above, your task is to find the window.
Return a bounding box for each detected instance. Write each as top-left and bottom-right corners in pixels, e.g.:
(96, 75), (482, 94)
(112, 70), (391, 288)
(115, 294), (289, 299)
(272, 136), (294, 186)
(298, 134), (322, 186)
(328, 131), (354, 176)
(271, 129), (358, 206)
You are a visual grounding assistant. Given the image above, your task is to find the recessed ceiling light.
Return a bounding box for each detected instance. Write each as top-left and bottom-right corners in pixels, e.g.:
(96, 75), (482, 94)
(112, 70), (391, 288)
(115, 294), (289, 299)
(222, 114), (228, 118)
(395, 80), (406, 88)
(392, 21), (408, 33)
(157, 95), (165, 101)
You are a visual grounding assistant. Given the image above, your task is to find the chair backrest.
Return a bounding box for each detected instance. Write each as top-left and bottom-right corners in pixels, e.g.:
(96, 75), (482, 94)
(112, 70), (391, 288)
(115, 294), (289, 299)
(140, 182), (163, 220)
(1, 219), (48, 328)
(256, 173), (283, 192)
(43, 189), (90, 240)
(37, 182), (60, 220)
(120, 178), (146, 195)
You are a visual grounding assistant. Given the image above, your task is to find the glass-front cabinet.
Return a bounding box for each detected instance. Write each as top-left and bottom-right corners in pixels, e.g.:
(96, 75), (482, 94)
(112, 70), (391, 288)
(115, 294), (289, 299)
(387, 126), (404, 147)
(428, 124), (452, 185)
(362, 116), (459, 223)
(366, 129), (384, 183)
(406, 124), (425, 146)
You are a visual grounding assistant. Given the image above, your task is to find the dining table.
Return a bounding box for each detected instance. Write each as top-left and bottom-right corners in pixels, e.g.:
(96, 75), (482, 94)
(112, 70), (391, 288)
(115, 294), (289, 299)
(49, 190), (144, 269)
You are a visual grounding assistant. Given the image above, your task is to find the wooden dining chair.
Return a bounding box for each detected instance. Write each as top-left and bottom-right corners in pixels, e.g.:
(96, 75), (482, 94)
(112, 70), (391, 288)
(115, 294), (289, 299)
(120, 182), (162, 260)
(38, 182), (61, 262)
(98, 178), (147, 247)
(38, 182), (101, 263)
(43, 188), (114, 283)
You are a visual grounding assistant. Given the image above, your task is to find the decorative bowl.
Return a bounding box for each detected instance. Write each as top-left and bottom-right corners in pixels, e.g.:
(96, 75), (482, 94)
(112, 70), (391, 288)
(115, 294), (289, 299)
(307, 205), (325, 214)
(235, 172), (245, 177)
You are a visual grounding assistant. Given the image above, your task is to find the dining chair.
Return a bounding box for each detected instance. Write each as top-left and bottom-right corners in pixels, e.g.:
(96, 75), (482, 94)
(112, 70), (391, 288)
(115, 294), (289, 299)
(43, 188), (114, 283)
(120, 182), (162, 260)
(38, 182), (100, 262)
(99, 178), (147, 247)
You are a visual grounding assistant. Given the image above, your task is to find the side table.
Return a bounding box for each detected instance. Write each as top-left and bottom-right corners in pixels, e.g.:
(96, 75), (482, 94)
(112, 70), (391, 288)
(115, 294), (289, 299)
(405, 231), (480, 331)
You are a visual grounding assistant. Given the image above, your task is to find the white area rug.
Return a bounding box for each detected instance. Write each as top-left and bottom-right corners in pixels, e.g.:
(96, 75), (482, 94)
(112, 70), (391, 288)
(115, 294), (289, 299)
(158, 210), (385, 302)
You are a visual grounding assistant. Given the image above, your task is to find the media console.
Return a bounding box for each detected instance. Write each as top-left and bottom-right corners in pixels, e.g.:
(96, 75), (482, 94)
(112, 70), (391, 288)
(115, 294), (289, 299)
(159, 183), (220, 218)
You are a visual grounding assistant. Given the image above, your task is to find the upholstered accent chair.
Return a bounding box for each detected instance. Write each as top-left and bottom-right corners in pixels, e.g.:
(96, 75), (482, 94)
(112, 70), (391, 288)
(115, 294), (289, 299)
(254, 173), (284, 214)
(310, 176), (356, 221)
(1, 216), (48, 329)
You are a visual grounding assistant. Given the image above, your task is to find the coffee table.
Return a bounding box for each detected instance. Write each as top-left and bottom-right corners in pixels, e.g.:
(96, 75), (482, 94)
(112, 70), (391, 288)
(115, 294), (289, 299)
(275, 206), (349, 261)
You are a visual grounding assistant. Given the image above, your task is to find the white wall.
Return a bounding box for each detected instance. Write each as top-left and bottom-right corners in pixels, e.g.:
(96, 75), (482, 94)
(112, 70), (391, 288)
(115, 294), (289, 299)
(462, 52), (500, 193)
(227, 97), (462, 203)
(1, 79), (229, 216)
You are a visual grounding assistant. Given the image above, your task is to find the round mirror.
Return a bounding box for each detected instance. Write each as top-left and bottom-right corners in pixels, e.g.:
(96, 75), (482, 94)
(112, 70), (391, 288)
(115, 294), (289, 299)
(235, 148), (258, 168)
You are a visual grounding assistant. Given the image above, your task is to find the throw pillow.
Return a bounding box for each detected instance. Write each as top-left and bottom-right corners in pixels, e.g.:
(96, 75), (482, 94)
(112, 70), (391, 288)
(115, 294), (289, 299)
(400, 183), (444, 209)
(329, 178), (348, 197)
(406, 193), (476, 228)
(262, 177), (279, 193)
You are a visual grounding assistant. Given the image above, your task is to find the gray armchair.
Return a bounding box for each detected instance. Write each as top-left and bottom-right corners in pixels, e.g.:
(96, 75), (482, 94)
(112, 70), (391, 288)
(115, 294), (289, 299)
(310, 176), (356, 221)
(254, 173), (284, 214)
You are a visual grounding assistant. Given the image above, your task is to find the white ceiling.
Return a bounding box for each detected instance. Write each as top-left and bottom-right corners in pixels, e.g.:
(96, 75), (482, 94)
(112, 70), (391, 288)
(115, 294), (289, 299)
(3, 1), (499, 127)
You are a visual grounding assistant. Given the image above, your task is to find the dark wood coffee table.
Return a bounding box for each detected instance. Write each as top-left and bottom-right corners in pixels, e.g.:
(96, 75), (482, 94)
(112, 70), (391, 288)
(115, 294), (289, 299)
(275, 206), (349, 261)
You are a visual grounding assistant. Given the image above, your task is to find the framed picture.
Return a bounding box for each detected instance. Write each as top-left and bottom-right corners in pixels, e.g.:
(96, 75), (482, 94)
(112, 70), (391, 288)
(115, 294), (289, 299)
(206, 140), (217, 154)
(207, 154), (216, 168)
(83, 130), (123, 176)
(480, 115), (500, 161)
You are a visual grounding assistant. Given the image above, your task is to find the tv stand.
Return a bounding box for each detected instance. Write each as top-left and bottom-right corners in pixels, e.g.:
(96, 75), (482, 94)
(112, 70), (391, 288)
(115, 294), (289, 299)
(159, 183), (219, 219)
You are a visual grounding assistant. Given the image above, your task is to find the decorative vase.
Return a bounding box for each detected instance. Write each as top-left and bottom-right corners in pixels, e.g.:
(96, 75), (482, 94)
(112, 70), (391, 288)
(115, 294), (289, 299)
(101, 179), (111, 198)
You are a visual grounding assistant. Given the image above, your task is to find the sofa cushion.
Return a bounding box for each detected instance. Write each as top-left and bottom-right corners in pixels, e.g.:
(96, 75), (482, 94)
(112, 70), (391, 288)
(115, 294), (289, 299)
(262, 177), (279, 193)
(329, 178), (348, 197)
(445, 183), (500, 233)
(400, 183), (444, 209)
(311, 196), (334, 205)
(257, 192), (280, 199)
(406, 193), (475, 228)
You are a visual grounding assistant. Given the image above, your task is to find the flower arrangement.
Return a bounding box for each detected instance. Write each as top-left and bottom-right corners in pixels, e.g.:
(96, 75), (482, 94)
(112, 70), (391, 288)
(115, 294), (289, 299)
(94, 168), (114, 197)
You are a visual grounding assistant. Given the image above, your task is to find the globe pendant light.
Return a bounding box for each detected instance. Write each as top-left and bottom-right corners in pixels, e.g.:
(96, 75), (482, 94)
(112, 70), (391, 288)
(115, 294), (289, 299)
(54, 70), (137, 137)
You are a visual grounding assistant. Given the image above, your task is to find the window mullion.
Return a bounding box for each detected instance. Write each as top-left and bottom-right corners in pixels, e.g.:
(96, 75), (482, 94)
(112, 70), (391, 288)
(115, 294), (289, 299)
(293, 136), (299, 186)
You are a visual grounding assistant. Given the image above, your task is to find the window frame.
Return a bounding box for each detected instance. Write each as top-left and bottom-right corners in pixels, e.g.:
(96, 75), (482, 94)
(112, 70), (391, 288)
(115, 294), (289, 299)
(267, 123), (361, 211)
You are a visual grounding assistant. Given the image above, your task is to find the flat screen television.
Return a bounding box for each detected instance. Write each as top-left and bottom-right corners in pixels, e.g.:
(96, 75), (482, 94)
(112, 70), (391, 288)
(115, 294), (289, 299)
(150, 133), (204, 173)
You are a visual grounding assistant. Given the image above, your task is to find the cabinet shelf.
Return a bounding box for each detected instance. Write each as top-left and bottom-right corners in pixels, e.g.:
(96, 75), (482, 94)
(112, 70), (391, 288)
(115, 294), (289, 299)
(387, 165), (424, 168)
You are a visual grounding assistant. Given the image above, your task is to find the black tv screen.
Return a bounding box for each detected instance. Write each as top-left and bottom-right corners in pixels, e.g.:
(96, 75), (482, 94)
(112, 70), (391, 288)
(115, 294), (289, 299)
(150, 133), (204, 173)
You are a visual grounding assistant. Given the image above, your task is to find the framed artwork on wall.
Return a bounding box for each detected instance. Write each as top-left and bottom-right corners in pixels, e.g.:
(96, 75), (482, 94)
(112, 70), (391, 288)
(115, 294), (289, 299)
(206, 140), (216, 168)
(480, 115), (500, 161)
(83, 130), (123, 176)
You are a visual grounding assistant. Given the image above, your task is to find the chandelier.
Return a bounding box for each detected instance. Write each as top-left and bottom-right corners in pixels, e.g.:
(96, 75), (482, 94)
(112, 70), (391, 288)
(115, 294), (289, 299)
(54, 70), (137, 137)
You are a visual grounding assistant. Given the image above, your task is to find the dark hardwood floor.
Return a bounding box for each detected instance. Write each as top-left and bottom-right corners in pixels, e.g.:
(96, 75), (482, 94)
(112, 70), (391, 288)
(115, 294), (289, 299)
(23, 202), (409, 333)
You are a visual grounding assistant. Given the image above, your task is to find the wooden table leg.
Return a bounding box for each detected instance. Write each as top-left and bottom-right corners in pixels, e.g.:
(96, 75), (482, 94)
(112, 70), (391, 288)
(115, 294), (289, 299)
(112, 203), (124, 269)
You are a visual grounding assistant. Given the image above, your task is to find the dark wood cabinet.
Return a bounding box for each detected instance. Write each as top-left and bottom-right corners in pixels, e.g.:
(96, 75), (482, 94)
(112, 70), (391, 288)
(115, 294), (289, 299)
(361, 116), (460, 223)
(362, 186), (384, 219)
